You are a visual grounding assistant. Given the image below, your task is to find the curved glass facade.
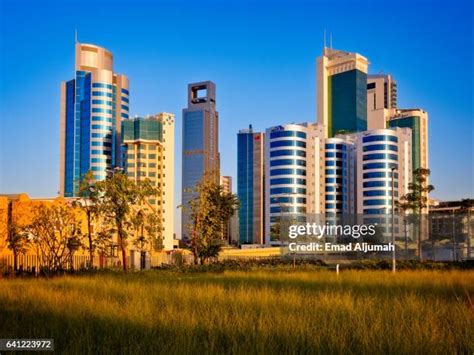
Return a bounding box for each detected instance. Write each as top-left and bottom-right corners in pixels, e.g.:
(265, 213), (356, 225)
(61, 43), (129, 197)
(324, 138), (352, 214)
(267, 124), (308, 239)
(361, 130), (399, 214)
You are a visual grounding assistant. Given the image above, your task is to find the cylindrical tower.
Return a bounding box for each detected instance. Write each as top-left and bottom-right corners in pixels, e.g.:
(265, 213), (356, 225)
(324, 137), (353, 214)
(358, 129), (399, 215)
(265, 124), (308, 244)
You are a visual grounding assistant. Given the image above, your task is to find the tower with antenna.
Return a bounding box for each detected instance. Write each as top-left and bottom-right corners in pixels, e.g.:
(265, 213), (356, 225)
(316, 43), (369, 137)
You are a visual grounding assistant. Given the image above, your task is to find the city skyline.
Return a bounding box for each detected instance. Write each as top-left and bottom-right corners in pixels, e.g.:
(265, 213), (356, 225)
(0, 0), (473, 239)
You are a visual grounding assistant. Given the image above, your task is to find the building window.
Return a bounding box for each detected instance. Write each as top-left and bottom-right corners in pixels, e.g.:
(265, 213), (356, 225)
(363, 144), (398, 152)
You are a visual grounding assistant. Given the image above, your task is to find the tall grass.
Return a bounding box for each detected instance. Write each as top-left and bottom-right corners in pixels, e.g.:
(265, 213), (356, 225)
(0, 270), (473, 354)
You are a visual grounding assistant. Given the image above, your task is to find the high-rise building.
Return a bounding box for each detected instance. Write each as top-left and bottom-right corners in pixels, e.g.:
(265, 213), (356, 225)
(220, 176), (232, 195)
(388, 109), (429, 177)
(367, 74), (397, 129)
(121, 113), (175, 250)
(237, 126), (265, 244)
(324, 136), (356, 214)
(316, 47), (368, 137)
(181, 81), (220, 240)
(220, 176), (233, 243)
(305, 123), (326, 215)
(265, 124), (309, 244)
(60, 42), (129, 197)
(353, 127), (412, 215)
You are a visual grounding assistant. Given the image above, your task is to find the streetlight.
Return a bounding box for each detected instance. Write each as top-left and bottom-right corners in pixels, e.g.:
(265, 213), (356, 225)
(391, 166), (397, 273)
(286, 191), (298, 268)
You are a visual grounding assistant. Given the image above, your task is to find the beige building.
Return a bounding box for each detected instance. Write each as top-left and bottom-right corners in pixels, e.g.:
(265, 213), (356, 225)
(220, 176), (233, 243)
(388, 109), (429, 175)
(220, 176), (232, 195)
(306, 123), (326, 214)
(122, 113), (175, 250)
(367, 74), (397, 129)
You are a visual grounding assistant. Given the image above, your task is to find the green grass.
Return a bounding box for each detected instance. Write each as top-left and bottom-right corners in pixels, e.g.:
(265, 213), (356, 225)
(0, 270), (473, 354)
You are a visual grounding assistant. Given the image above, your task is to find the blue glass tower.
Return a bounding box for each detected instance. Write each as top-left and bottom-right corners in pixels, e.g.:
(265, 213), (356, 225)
(237, 126), (265, 244)
(60, 43), (129, 197)
(181, 81), (220, 241)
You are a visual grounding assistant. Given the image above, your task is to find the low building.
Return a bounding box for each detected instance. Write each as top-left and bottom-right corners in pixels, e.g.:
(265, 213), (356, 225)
(429, 199), (473, 260)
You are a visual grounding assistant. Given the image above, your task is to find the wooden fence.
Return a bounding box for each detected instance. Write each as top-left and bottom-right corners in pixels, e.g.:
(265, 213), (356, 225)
(0, 250), (195, 273)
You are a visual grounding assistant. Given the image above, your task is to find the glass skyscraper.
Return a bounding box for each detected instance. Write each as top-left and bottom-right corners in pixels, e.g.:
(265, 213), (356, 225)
(265, 124), (309, 244)
(60, 42), (129, 197)
(181, 81), (220, 241)
(324, 137), (354, 214)
(237, 125), (265, 244)
(317, 47), (368, 137)
(354, 128), (412, 216)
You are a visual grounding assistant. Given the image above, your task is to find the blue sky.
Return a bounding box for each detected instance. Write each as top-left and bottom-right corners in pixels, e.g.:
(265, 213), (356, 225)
(0, 0), (473, 234)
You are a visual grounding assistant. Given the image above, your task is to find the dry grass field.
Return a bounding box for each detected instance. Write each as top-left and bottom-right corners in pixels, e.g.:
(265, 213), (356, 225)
(0, 270), (473, 354)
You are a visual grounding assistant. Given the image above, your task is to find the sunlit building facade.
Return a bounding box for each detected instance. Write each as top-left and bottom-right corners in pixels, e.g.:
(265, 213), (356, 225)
(122, 113), (175, 250)
(367, 74), (397, 129)
(388, 109), (429, 177)
(316, 47), (368, 137)
(60, 42), (129, 197)
(354, 128), (412, 215)
(220, 176), (233, 243)
(265, 124), (309, 243)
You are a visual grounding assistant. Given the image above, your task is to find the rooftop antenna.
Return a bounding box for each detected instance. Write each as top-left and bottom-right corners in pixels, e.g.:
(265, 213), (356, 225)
(75, 29), (78, 43)
(330, 33), (333, 49)
(323, 29), (327, 48)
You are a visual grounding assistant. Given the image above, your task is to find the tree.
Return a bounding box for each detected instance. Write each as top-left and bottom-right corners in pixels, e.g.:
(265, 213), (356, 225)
(7, 198), (35, 272)
(75, 171), (101, 268)
(185, 172), (239, 265)
(7, 223), (29, 272)
(28, 198), (84, 273)
(94, 227), (115, 268)
(270, 219), (281, 242)
(96, 171), (159, 271)
(131, 204), (163, 270)
(398, 168), (434, 261)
